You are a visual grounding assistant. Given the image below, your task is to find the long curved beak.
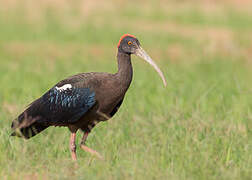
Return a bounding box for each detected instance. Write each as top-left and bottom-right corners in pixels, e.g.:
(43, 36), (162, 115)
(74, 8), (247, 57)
(135, 46), (167, 87)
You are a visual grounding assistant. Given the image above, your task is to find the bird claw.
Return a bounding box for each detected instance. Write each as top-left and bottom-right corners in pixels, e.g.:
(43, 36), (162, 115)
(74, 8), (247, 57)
(80, 144), (104, 160)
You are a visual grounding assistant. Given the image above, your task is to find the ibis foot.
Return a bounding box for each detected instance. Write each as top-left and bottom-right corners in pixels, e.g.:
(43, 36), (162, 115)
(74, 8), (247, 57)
(80, 131), (103, 160)
(80, 144), (103, 160)
(71, 148), (77, 161)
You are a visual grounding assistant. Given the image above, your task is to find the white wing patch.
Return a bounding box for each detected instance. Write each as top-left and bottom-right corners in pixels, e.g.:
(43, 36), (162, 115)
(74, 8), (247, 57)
(55, 84), (72, 92)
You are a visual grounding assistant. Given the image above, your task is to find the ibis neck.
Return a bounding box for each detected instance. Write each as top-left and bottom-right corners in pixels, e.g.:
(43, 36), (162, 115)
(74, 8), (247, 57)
(115, 51), (133, 90)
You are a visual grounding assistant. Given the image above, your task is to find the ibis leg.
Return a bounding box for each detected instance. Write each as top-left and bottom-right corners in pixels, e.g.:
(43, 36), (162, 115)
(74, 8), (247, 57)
(70, 132), (77, 161)
(80, 132), (103, 160)
(81, 131), (89, 144)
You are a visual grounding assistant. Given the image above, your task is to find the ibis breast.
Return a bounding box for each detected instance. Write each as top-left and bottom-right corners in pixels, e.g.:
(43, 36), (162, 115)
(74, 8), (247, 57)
(66, 72), (129, 131)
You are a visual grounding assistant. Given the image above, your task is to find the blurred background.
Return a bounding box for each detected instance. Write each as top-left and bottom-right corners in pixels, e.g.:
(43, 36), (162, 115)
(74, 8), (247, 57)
(0, 0), (251, 179)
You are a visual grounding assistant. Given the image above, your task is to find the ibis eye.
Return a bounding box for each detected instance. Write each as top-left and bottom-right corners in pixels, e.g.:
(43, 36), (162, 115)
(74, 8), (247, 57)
(128, 41), (132, 45)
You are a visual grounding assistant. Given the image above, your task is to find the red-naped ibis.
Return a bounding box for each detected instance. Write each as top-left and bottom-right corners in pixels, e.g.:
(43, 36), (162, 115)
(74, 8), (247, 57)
(11, 34), (167, 160)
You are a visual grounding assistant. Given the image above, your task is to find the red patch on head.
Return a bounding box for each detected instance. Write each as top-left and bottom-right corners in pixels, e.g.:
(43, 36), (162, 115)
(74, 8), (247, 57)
(117, 34), (136, 48)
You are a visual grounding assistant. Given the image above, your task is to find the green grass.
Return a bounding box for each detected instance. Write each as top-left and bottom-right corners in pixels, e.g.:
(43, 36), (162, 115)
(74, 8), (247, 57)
(0, 1), (252, 179)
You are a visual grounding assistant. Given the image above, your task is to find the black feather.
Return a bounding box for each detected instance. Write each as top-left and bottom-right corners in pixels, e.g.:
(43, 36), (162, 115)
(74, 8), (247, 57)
(11, 85), (96, 138)
(39, 86), (96, 123)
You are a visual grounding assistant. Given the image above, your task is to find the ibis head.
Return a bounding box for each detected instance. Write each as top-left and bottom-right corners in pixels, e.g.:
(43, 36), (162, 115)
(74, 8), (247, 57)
(117, 34), (167, 87)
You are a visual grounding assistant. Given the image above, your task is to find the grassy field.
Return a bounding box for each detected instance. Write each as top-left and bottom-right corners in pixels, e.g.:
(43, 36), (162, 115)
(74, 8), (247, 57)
(0, 0), (252, 179)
